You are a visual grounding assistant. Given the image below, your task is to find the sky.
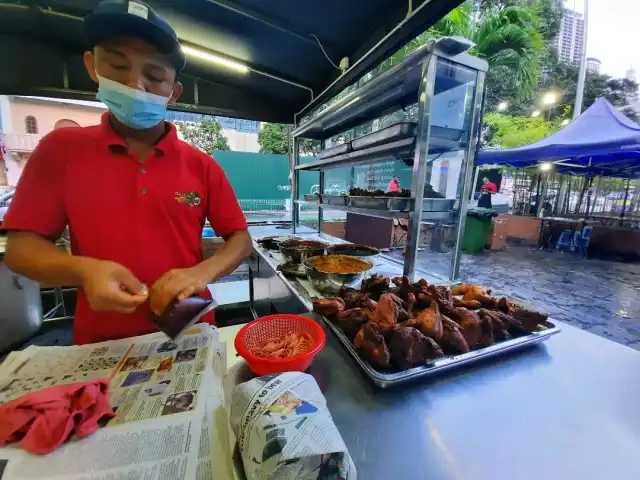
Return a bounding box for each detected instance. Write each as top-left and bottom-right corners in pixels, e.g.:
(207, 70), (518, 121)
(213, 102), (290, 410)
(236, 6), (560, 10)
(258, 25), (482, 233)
(567, 0), (638, 79)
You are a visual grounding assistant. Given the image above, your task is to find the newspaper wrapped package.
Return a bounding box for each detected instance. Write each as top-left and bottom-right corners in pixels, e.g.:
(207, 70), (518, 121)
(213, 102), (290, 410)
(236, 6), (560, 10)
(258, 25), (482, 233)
(0, 379), (113, 454)
(230, 372), (357, 480)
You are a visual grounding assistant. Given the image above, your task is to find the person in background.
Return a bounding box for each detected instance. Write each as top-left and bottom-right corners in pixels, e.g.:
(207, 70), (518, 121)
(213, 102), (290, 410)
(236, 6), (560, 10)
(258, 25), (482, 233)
(386, 175), (400, 193)
(477, 176), (497, 209)
(2, 0), (252, 344)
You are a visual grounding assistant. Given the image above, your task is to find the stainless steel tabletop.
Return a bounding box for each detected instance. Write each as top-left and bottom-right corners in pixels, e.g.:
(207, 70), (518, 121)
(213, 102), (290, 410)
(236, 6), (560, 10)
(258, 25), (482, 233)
(229, 312), (640, 480)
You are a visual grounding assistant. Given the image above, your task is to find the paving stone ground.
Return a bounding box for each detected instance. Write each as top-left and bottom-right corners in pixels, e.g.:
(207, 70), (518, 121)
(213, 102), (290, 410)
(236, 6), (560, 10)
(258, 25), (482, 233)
(402, 245), (640, 350)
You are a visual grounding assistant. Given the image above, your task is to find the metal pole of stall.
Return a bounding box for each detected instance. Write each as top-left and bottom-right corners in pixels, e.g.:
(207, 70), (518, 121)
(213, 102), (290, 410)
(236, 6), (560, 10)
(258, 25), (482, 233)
(318, 140), (325, 233)
(620, 178), (631, 226)
(403, 55), (438, 281)
(590, 176), (602, 217)
(291, 136), (300, 233)
(471, 166), (480, 201)
(451, 70), (486, 281)
(536, 174), (548, 217)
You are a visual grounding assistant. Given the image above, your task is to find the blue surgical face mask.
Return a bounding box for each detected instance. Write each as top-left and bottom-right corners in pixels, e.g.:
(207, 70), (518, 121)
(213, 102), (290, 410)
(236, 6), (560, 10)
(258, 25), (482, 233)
(96, 74), (171, 130)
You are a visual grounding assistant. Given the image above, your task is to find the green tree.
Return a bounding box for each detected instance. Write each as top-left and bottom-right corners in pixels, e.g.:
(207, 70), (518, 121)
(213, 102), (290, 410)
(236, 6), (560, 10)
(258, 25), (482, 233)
(482, 112), (562, 148)
(258, 123), (319, 155)
(376, 3), (545, 107)
(176, 118), (230, 154)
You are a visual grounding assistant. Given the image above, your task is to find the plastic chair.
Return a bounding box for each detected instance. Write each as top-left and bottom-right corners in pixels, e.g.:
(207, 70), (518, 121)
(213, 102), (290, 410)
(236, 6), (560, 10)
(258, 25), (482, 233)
(571, 231), (582, 252)
(555, 230), (573, 251)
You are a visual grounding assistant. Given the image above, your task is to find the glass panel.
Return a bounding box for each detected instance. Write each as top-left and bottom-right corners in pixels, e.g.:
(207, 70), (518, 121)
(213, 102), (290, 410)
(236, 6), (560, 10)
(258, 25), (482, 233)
(431, 58), (477, 149)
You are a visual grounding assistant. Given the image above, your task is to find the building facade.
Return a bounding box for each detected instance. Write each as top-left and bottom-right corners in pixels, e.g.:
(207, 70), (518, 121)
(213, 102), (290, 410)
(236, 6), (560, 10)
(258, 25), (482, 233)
(556, 8), (585, 65)
(586, 57), (601, 74)
(0, 96), (260, 187)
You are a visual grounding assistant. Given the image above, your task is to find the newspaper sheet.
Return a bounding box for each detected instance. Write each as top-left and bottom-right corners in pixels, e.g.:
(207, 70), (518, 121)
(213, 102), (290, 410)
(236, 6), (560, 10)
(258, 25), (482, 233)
(0, 324), (234, 480)
(230, 372), (356, 480)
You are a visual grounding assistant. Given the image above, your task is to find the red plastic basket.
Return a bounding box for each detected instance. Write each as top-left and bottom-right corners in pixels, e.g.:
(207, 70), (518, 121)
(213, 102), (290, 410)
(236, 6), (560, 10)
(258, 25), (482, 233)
(234, 314), (326, 376)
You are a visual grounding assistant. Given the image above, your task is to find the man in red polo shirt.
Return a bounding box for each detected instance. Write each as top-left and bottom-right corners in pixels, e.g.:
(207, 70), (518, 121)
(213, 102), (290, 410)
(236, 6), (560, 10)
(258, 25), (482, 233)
(2, 0), (251, 344)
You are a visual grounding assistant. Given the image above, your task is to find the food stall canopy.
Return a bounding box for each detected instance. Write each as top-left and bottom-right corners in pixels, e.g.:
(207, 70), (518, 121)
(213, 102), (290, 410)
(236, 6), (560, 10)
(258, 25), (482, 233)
(0, 0), (464, 123)
(477, 98), (640, 178)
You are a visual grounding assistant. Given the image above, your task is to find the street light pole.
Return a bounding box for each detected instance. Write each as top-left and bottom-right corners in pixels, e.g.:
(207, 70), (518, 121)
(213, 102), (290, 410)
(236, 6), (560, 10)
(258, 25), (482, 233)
(573, 0), (589, 119)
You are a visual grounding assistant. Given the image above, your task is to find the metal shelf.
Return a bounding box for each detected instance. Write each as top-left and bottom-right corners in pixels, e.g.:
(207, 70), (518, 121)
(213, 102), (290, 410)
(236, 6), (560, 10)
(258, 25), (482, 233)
(296, 137), (415, 171)
(292, 40), (488, 140)
(294, 200), (455, 222)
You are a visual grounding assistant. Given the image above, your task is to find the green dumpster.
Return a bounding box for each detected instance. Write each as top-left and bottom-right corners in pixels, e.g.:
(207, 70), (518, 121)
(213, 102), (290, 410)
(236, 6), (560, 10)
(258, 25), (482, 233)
(462, 214), (492, 253)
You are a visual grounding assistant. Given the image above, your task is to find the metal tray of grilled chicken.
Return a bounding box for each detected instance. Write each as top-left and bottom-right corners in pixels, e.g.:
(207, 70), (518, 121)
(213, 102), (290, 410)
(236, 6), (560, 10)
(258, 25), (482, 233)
(321, 316), (560, 388)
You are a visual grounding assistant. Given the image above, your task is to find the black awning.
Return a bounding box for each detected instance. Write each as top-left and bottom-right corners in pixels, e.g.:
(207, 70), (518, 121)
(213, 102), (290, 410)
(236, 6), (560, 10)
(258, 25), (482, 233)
(0, 0), (463, 123)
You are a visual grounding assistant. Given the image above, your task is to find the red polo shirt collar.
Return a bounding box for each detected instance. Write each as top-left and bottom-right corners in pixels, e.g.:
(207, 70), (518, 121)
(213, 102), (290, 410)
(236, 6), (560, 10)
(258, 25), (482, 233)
(98, 112), (178, 157)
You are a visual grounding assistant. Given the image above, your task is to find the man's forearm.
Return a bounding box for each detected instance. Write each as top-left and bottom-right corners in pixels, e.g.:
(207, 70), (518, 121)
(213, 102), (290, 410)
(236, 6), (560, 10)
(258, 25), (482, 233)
(4, 232), (92, 286)
(197, 229), (252, 282)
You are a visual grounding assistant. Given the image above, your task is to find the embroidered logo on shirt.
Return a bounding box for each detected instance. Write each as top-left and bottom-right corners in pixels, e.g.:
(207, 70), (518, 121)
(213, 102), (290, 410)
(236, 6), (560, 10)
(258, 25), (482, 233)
(175, 192), (201, 207)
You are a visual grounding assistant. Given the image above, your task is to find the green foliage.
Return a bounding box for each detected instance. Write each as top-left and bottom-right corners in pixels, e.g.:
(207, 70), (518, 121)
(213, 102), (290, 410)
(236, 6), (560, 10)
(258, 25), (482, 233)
(176, 118), (230, 154)
(483, 112), (562, 148)
(258, 123), (319, 155)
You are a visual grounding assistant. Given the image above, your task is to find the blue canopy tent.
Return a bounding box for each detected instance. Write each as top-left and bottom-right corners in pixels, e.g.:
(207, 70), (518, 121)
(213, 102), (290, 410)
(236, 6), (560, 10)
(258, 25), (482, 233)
(477, 98), (640, 178)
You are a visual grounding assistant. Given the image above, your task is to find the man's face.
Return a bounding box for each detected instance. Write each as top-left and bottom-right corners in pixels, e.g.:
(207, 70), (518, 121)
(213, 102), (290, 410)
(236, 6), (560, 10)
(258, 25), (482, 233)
(84, 36), (183, 104)
(482, 177), (489, 184)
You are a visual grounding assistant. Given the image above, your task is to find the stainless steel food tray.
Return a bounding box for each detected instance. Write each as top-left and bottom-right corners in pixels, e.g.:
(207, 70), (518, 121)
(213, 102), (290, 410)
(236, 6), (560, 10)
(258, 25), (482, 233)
(422, 198), (455, 211)
(321, 316), (561, 388)
(348, 196), (410, 211)
(351, 122), (417, 151)
(347, 196), (455, 212)
(323, 195), (349, 206)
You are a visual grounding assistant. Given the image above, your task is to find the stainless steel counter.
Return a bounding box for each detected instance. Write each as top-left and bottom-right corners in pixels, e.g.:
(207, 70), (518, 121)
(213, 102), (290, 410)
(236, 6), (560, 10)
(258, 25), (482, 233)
(226, 312), (640, 480)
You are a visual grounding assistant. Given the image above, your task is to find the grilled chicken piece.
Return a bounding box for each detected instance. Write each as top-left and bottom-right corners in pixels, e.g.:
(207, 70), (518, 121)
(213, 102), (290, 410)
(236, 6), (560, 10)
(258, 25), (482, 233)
(360, 274), (391, 301)
(478, 311), (511, 342)
(366, 293), (400, 331)
(453, 298), (482, 310)
(338, 286), (375, 310)
(440, 316), (470, 353)
(477, 314), (495, 348)
(354, 323), (391, 369)
(451, 307), (482, 349)
(479, 308), (528, 335)
(390, 327), (443, 369)
(509, 303), (549, 332)
(451, 284), (495, 307)
(312, 297), (346, 317)
(392, 276), (417, 302)
(405, 300), (443, 340)
(337, 308), (368, 340)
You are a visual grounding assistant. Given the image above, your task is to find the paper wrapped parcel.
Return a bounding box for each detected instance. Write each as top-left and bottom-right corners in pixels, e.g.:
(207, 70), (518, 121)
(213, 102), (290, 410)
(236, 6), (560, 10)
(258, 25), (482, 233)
(230, 372), (357, 480)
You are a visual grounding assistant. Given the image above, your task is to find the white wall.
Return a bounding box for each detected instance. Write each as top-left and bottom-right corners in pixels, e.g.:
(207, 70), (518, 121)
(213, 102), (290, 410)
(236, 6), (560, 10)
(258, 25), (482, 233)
(0, 95), (13, 133)
(222, 128), (259, 153)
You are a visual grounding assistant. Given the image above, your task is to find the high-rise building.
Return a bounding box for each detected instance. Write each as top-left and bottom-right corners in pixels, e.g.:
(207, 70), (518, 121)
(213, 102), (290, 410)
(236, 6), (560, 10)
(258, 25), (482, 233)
(556, 8), (585, 65)
(626, 66), (637, 83)
(586, 58), (601, 74)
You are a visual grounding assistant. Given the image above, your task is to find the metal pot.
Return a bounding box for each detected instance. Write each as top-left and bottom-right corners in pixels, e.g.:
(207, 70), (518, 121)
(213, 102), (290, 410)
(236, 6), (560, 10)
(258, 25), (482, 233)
(303, 254), (373, 294)
(279, 240), (327, 264)
(326, 243), (380, 258)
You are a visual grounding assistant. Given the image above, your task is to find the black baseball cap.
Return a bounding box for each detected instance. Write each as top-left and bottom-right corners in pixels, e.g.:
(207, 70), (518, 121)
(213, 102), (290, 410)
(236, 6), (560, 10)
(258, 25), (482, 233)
(83, 0), (186, 73)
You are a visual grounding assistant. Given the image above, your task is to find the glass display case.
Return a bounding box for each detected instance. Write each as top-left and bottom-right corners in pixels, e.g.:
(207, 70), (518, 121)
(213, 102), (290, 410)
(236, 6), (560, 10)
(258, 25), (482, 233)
(291, 38), (488, 281)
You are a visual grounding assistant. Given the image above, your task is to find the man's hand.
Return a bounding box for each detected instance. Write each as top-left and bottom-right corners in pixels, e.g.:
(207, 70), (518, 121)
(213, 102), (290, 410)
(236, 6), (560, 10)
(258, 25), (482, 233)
(80, 259), (148, 314)
(149, 265), (210, 315)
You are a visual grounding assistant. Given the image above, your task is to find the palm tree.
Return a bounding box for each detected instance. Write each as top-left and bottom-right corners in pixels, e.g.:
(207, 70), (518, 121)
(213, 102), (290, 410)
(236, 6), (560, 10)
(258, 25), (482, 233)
(379, 3), (544, 101)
